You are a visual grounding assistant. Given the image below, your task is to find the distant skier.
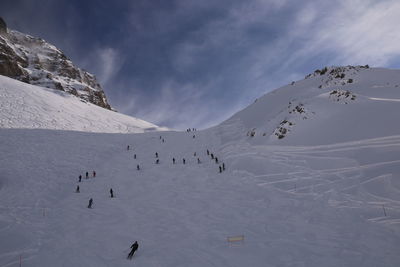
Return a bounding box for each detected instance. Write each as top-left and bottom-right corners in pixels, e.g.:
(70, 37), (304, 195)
(160, 136), (162, 139)
(76, 185), (80, 193)
(93, 171), (96, 177)
(211, 154), (214, 159)
(134, 154), (137, 159)
(183, 158), (186, 164)
(162, 139), (165, 143)
(110, 188), (114, 198)
(88, 198), (93, 208)
(193, 135), (195, 139)
(127, 145), (130, 150)
(219, 166), (222, 173)
(197, 158), (201, 164)
(173, 158), (176, 164)
(156, 159), (159, 164)
(207, 149), (209, 155)
(86, 172), (89, 179)
(194, 152), (197, 157)
(222, 163), (225, 171)
(215, 157), (219, 164)
(127, 241), (139, 260)
(79, 175), (82, 182)
(137, 164), (140, 170)
(155, 152), (158, 158)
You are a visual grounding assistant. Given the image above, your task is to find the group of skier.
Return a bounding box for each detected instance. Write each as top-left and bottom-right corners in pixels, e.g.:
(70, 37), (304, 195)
(206, 149), (226, 173)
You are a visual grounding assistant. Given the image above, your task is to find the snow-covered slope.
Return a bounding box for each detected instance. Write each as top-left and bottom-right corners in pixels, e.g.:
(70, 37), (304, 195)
(0, 66), (400, 267)
(0, 75), (166, 133)
(222, 66), (400, 145)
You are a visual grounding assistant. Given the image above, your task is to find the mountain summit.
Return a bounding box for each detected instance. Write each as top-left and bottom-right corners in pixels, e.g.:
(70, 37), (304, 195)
(0, 17), (111, 109)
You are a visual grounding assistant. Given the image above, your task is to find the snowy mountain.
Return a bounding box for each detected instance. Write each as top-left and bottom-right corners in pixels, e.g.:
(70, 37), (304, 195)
(1, 66), (400, 267)
(222, 65), (400, 145)
(0, 17), (111, 109)
(0, 75), (166, 133)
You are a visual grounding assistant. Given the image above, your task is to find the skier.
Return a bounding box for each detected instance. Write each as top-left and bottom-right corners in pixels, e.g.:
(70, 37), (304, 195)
(88, 198), (93, 208)
(222, 163), (225, 171)
(207, 149), (209, 155)
(160, 136), (162, 139)
(137, 164), (140, 170)
(215, 157), (219, 164)
(156, 159), (159, 164)
(134, 154), (137, 159)
(93, 171), (96, 177)
(173, 158), (176, 164)
(197, 158), (201, 164)
(79, 175), (82, 182)
(85, 171), (89, 179)
(127, 145), (130, 150)
(110, 188), (114, 198)
(127, 241), (139, 260)
(194, 152), (197, 157)
(193, 135), (195, 139)
(76, 185), (80, 193)
(162, 139), (165, 143)
(155, 152), (158, 158)
(211, 154), (214, 159)
(219, 166), (222, 173)
(183, 158), (186, 164)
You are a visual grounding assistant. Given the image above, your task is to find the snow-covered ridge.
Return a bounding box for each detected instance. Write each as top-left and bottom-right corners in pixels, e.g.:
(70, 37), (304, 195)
(222, 66), (400, 145)
(0, 21), (111, 109)
(0, 75), (167, 133)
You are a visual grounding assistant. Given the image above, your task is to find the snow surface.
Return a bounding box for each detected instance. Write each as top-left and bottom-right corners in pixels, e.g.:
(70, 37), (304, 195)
(0, 67), (400, 266)
(0, 75), (166, 133)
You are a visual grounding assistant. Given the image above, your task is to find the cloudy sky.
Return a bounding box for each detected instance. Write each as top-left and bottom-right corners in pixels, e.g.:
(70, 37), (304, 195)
(2, 0), (400, 129)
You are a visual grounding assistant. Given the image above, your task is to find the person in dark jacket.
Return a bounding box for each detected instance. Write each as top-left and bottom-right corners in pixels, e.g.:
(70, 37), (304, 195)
(197, 158), (201, 164)
(222, 163), (225, 171)
(93, 171), (96, 177)
(215, 157), (219, 164)
(110, 188), (114, 198)
(76, 185), (80, 193)
(86, 172), (89, 179)
(127, 241), (139, 259)
(207, 149), (210, 155)
(183, 158), (186, 164)
(155, 152), (158, 158)
(219, 166), (222, 173)
(173, 158), (176, 164)
(134, 154), (137, 159)
(137, 164), (140, 170)
(79, 175), (82, 182)
(88, 198), (93, 208)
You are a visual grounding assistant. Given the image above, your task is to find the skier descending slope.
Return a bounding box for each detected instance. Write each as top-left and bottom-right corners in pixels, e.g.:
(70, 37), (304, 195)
(127, 241), (139, 260)
(88, 198), (93, 208)
(110, 188), (114, 198)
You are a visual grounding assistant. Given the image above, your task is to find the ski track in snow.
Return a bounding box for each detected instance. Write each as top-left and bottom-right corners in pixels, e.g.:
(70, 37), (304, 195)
(0, 128), (399, 267)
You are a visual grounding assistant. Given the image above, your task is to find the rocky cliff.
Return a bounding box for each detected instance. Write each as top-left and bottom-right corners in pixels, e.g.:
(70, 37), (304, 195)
(0, 17), (111, 109)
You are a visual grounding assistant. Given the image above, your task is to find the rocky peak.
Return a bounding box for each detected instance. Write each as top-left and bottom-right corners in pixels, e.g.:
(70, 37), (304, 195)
(0, 17), (6, 34)
(0, 19), (111, 109)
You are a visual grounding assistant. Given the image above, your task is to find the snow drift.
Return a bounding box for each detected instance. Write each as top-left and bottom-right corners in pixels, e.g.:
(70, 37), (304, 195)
(0, 75), (166, 133)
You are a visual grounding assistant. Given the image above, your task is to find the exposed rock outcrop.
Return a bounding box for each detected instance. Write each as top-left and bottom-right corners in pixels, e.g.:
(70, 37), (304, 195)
(0, 18), (111, 109)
